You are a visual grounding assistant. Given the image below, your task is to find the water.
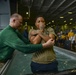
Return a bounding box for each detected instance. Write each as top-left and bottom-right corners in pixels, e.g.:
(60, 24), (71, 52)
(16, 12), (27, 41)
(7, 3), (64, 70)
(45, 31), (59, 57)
(2, 48), (76, 75)
(55, 51), (76, 71)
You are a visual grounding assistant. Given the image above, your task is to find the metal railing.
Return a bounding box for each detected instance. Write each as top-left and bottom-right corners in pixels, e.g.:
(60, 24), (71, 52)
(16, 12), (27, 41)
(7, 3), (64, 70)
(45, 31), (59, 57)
(0, 60), (12, 75)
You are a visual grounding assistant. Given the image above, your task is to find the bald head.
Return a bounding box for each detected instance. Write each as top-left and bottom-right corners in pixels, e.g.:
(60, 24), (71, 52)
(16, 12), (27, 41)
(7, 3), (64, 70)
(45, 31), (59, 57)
(10, 13), (22, 19)
(9, 13), (23, 29)
(10, 13), (22, 22)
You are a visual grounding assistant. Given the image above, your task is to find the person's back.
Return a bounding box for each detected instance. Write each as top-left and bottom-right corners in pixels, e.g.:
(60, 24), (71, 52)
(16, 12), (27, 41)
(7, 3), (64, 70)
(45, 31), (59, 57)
(61, 34), (66, 40)
(0, 26), (15, 62)
(23, 28), (28, 39)
(68, 29), (74, 38)
(64, 36), (71, 50)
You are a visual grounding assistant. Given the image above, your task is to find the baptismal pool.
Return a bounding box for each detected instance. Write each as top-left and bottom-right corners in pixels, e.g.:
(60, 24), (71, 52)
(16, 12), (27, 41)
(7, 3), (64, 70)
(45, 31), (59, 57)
(55, 48), (76, 71)
(0, 46), (76, 75)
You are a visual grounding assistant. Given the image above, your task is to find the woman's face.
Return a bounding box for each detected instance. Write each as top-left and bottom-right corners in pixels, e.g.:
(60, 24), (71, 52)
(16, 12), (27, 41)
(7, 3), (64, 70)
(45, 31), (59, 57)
(35, 17), (45, 29)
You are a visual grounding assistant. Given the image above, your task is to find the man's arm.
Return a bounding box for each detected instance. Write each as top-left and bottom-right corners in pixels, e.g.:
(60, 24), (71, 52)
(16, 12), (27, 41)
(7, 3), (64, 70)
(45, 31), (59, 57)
(3, 31), (52, 53)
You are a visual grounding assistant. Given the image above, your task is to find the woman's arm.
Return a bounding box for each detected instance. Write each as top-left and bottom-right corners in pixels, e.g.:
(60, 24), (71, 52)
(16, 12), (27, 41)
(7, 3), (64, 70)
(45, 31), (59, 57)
(29, 29), (42, 44)
(38, 33), (50, 42)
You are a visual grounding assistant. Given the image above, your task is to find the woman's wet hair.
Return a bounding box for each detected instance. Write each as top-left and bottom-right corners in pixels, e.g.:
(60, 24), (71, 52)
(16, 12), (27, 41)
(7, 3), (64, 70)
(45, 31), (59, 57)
(34, 15), (46, 23)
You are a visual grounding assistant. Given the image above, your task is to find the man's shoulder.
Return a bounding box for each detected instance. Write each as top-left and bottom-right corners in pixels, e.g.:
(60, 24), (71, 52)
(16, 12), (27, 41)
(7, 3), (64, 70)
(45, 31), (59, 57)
(1, 25), (16, 36)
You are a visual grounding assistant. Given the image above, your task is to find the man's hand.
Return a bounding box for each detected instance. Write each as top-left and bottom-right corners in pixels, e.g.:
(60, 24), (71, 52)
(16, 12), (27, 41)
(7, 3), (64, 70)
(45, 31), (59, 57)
(42, 39), (55, 48)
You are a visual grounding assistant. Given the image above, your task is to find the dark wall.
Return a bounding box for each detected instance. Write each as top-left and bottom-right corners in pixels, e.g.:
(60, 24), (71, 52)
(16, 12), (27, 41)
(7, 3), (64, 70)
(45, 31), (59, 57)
(0, 0), (10, 29)
(9, 0), (18, 15)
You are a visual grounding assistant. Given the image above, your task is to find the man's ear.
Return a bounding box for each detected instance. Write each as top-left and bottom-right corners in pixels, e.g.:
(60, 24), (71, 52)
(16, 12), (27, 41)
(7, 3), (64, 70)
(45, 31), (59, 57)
(13, 19), (16, 22)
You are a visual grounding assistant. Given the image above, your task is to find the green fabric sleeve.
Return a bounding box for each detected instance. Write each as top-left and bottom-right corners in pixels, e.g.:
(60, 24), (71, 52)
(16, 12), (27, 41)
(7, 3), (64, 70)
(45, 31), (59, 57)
(3, 31), (43, 53)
